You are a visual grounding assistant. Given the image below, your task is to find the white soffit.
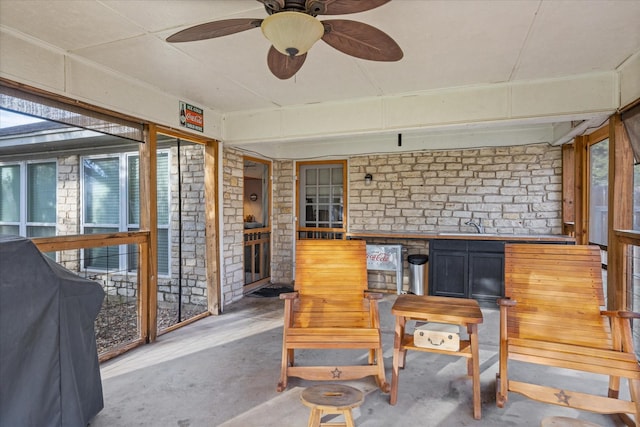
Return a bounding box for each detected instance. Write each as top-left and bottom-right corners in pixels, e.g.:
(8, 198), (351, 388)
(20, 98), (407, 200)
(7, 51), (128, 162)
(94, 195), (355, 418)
(223, 72), (618, 146)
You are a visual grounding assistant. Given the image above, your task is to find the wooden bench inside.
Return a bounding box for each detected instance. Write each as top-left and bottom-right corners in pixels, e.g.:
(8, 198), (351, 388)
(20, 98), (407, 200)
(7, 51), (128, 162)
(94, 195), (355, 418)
(277, 239), (389, 393)
(497, 243), (640, 426)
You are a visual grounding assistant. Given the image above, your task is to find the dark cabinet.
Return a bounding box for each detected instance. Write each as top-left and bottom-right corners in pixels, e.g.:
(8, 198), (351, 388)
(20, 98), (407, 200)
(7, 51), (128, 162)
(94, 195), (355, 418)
(429, 240), (504, 305)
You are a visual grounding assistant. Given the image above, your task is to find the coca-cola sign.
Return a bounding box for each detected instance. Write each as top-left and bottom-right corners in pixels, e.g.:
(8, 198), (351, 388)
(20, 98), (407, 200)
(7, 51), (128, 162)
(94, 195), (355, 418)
(179, 101), (204, 132)
(366, 244), (401, 271)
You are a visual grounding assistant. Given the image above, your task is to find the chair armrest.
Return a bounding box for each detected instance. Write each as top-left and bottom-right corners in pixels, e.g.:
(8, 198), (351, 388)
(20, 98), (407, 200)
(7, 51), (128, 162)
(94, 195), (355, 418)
(497, 298), (517, 307)
(279, 291), (299, 300)
(364, 292), (383, 300)
(601, 310), (640, 319)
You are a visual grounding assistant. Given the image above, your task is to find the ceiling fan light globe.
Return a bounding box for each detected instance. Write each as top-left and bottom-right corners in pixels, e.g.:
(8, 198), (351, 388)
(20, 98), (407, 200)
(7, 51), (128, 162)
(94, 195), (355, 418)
(261, 11), (324, 57)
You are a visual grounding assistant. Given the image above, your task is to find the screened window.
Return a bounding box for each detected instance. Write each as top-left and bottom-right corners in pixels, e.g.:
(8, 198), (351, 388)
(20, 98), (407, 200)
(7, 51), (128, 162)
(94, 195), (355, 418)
(0, 161), (56, 238)
(82, 152), (170, 274)
(635, 163), (640, 231)
(589, 138), (609, 247)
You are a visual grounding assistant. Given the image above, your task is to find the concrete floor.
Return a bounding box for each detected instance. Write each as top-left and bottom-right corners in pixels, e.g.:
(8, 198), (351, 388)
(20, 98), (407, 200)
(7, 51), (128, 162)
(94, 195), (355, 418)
(89, 294), (628, 427)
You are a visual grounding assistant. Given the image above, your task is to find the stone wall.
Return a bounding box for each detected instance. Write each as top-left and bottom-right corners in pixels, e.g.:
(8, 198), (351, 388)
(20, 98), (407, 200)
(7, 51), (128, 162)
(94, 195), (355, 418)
(164, 143), (208, 307)
(255, 143), (562, 291)
(48, 146), (210, 307)
(221, 146), (245, 303)
(57, 155), (80, 269)
(349, 143), (562, 235)
(271, 160), (295, 285)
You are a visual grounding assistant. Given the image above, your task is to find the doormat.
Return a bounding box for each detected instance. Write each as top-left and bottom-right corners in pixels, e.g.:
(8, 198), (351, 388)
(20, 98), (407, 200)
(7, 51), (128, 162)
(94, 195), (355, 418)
(249, 286), (294, 298)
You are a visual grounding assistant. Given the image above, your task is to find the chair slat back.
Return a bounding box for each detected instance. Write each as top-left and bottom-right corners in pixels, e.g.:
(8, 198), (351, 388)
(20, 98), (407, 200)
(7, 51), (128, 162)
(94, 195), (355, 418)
(504, 244), (612, 349)
(293, 239), (370, 328)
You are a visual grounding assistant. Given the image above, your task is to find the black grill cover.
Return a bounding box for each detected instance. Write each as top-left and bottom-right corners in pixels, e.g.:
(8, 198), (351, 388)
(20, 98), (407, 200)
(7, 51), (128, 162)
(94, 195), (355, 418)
(0, 235), (105, 427)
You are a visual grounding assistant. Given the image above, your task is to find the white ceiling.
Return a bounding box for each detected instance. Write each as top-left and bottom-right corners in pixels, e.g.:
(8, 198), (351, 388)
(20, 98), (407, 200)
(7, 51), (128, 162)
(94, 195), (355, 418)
(1, 0), (639, 156)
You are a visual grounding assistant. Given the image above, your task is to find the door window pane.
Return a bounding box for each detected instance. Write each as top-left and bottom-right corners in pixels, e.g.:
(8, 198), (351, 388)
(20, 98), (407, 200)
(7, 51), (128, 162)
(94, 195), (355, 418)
(300, 163), (344, 230)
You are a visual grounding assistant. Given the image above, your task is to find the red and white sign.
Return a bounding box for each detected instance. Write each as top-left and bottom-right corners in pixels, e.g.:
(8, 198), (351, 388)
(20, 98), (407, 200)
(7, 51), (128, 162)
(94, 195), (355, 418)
(179, 101), (203, 132)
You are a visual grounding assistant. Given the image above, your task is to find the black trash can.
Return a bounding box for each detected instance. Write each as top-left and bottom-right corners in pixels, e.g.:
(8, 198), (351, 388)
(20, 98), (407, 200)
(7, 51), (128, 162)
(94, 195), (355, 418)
(408, 254), (428, 295)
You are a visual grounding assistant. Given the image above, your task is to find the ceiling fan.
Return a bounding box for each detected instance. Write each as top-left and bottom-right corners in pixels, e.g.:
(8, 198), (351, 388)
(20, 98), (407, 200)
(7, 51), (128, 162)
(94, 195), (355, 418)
(166, 0), (403, 80)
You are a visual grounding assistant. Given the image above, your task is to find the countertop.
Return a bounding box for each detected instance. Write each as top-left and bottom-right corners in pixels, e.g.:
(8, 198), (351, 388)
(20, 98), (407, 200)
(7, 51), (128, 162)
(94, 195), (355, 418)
(346, 231), (575, 243)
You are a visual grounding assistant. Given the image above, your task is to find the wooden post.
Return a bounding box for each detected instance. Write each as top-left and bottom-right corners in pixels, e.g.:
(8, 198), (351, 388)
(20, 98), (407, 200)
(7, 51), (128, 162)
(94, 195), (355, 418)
(608, 115), (633, 310)
(562, 143), (575, 235)
(139, 124), (158, 341)
(573, 136), (588, 245)
(204, 140), (220, 314)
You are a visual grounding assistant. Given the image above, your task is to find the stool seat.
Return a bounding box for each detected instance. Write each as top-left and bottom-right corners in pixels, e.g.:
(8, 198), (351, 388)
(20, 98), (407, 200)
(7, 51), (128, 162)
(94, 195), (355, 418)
(300, 384), (364, 427)
(541, 416), (602, 427)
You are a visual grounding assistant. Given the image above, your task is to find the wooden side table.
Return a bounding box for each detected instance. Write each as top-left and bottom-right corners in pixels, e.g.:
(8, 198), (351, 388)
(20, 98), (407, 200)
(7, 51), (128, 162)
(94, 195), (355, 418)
(389, 294), (484, 419)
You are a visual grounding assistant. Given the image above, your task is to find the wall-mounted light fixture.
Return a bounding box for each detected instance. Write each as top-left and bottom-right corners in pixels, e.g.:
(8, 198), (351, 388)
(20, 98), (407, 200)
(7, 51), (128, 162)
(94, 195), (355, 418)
(364, 173), (373, 185)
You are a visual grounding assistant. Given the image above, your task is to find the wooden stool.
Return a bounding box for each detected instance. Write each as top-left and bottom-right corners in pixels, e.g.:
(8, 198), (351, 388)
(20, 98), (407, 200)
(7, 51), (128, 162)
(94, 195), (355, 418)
(300, 384), (365, 427)
(541, 416), (602, 427)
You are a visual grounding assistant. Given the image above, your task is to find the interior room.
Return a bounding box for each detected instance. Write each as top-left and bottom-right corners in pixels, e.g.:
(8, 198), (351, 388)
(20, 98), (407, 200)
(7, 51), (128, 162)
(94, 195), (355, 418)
(1, 1), (640, 426)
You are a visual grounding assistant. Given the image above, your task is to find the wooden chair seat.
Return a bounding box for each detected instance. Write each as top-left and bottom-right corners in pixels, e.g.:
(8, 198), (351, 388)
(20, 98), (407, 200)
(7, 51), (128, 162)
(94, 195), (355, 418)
(285, 328), (383, 348)
(277, 239), (389, 393)
(497, 243), (640, 426)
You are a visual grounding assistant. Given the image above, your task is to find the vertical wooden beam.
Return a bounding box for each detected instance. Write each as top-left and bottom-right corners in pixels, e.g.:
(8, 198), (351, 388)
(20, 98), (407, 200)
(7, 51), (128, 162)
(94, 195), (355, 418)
(608, 115), (634, 310)
(562, 143), (575, 235)
(204, 140), (220, 314)
(573, 136), (588, 245)
(139, 124), (158, 341)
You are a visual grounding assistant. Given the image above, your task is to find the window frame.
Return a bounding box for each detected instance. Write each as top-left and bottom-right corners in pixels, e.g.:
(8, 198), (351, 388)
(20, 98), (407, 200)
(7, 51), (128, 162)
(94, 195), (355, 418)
(0, 159), (57, 238)
(296, 160), (347, 240)
(80, 150), (171, 275)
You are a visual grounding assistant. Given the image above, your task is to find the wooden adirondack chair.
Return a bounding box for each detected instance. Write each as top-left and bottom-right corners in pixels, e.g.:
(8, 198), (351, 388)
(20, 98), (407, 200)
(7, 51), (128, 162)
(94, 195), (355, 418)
(276, 239), (389, 393)
(497, 243), (640, 426)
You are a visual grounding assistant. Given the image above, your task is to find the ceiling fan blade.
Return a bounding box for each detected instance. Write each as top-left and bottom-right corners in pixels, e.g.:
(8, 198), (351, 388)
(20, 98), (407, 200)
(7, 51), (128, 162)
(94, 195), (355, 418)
(166, 18), (262, 43)
(321, 19), (403, 61)
(267, 46), (306, 79)
(306, 0), (390, 15)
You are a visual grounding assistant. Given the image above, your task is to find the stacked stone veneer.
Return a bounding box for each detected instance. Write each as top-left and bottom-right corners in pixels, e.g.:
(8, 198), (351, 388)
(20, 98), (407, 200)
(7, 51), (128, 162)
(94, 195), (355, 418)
(44, 145), (210, 308)
(271, 160), (295, 285)
(349, 143), (562, 235)
(221, 147), (245, 304)
(163, 143), (208, 308)
(349, 143), (563, 290)
(57, 155), (81, 270)
(254, 143), (563, 289)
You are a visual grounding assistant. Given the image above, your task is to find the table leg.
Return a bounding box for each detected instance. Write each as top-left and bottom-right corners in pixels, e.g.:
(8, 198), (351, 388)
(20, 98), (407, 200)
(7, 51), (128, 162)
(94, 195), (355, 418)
(469, 323), (481, 420)
(390, 315), (405, 405)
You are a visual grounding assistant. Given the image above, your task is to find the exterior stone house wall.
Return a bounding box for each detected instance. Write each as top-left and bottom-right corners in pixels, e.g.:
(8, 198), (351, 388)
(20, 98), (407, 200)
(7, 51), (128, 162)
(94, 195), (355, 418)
(163, 143), (208, 308)
(348, 144), (562, 235)
(221, 146), (245, 304)
(349, 143), (562, 290)
(47, 145), (208, 307)
(271, 160), (295, 285)
(254, 142), (562, 291)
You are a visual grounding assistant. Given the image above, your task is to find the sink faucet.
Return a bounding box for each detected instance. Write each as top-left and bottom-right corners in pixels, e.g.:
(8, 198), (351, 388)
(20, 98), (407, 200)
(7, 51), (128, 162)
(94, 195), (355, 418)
(465, 218), (484, 234)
